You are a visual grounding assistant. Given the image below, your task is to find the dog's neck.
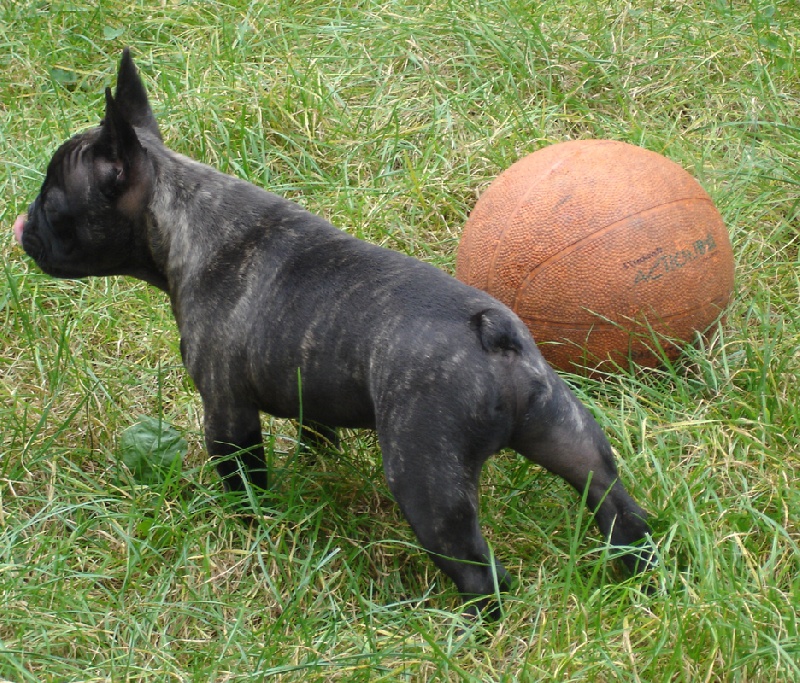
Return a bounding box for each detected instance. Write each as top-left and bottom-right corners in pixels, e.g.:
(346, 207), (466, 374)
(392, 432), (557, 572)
(144, 144), (255, 297)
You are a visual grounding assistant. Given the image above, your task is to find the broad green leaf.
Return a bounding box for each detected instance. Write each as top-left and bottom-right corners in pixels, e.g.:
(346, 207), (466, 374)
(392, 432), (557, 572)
(119, 416), (187, 486)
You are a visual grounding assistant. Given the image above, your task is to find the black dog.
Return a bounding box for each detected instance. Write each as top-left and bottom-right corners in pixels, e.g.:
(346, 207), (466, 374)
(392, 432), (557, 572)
(14, 49), (653, 613)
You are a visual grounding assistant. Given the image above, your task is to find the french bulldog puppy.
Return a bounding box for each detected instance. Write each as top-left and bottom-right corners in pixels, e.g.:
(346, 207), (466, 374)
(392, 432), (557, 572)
(14, 49), (653, 613)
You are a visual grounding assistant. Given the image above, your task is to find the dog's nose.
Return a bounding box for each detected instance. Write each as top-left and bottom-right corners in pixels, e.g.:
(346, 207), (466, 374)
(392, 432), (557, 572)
(13, 214), (27, 245)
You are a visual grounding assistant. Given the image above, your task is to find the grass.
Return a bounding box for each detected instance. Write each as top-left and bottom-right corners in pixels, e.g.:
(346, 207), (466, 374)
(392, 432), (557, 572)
(1, 0), (798, 680)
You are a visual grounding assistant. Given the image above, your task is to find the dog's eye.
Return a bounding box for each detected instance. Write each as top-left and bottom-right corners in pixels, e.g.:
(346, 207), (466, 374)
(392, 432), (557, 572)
(44, 186), (66, 211)
(45, 196), (66, 222)
(42, 189), (77, 240)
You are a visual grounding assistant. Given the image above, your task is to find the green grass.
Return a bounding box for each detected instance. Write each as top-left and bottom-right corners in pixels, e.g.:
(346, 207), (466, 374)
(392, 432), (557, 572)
(1, 0), (798, 680)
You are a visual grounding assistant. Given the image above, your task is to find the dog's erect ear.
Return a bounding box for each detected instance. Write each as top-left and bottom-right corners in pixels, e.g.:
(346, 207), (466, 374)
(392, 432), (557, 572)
(94, 87), (146, 196)
(114, 47), (162, 140)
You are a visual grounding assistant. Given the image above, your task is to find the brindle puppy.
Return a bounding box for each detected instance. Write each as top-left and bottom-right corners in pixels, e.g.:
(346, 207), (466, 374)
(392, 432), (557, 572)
(14, 49), (653, 613)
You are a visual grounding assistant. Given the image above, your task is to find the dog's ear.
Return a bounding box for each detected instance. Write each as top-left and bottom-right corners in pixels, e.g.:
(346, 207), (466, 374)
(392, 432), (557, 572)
(114, 47), (162, 140)
(94, 87), (146, 197)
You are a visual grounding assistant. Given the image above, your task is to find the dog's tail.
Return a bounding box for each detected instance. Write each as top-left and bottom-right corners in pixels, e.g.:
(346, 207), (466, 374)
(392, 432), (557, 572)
(470, 307), (524, 355)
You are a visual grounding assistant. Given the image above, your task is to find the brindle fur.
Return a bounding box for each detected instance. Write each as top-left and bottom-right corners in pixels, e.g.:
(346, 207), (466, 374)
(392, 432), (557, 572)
(16, 50), (653, 613)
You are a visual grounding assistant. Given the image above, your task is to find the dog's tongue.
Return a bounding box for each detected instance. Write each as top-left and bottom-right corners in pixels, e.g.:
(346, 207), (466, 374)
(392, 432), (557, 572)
(13, 214), (26, 245)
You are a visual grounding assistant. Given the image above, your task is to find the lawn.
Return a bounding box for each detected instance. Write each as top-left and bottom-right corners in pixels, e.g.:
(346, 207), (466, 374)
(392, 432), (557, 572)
(1, 1), (798, 681)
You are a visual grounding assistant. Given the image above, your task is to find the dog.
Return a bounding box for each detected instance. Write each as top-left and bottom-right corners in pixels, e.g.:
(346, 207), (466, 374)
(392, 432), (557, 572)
(14, 49), (653, 614)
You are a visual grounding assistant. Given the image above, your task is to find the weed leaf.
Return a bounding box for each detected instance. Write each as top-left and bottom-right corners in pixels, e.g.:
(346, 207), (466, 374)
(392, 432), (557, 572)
(119, 416), (186, 486)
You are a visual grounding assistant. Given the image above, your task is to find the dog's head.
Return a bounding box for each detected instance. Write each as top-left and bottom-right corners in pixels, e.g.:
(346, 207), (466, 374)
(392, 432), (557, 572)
(14, 49), (164, 285)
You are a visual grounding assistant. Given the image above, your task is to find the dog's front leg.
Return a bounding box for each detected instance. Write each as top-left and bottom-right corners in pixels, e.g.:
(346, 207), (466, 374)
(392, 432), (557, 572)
(202, 401), (267, 493)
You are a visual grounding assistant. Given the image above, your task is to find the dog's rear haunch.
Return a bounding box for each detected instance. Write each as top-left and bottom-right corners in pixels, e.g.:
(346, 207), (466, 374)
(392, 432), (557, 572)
(15, 49), (654, 616)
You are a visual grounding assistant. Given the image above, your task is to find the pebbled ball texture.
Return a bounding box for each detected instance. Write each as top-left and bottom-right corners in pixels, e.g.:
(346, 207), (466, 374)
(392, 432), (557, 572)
(455, 139), (735, 373)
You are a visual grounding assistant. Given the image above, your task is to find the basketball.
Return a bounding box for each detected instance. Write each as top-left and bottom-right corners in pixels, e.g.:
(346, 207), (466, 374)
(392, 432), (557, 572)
(455, 140), (735, 373)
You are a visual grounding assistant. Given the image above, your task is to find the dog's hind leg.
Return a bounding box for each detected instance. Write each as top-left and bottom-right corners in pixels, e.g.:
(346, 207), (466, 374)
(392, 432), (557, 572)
(378, 429), (512, 615)
(511, 374), (654, 573)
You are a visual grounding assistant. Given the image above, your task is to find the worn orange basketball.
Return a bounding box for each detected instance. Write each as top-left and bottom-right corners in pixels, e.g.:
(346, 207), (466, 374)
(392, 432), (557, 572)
(456, 140), (735, 373)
